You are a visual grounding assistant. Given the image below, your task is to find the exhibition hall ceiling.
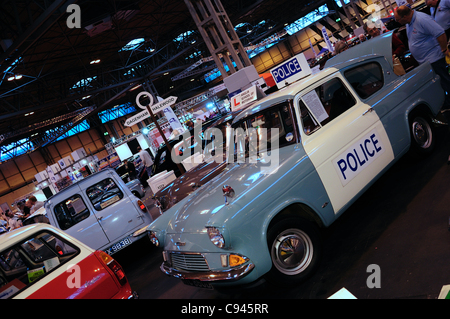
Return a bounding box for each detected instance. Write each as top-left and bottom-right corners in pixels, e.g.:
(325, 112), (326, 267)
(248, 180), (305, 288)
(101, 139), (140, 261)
(0, 0), (327, 148)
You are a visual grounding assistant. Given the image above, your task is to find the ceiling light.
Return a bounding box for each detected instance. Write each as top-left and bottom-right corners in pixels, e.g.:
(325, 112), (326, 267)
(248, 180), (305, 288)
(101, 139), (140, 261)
(164, 72), (169, 75)
(90, 59), (101, 64)
(190, 78), (195, 81)
(15, 74), (22, 80)
(7, 76), (15, 81)
(130, 84), (141, 91)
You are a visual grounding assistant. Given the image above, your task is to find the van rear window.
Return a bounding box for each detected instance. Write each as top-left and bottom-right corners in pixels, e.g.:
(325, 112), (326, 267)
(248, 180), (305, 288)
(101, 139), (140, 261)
(54, 195), (90, 230)
(86, 178), (124, 211)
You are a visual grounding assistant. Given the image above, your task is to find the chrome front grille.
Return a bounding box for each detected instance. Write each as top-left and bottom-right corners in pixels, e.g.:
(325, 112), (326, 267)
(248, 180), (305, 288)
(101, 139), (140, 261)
(170, 252), (210, 272)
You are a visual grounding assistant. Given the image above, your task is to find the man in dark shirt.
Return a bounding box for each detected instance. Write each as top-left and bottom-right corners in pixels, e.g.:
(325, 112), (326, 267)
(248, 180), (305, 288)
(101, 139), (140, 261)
(124, 159), (137, 180)
(22, 196), (37, 219)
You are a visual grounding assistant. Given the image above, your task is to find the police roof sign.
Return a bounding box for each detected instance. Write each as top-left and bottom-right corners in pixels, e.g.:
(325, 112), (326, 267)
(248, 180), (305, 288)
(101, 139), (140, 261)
(270, 53), (311, 89)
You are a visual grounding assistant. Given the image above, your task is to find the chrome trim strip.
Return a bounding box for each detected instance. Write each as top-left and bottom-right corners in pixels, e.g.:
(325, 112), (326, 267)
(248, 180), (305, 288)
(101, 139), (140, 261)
(160, 262), (255, 282)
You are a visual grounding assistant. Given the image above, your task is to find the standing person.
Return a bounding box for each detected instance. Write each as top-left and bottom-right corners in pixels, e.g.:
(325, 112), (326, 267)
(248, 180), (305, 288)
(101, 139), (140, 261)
(334, 40), (349, 54)
(5, 210), (22, 231)
(22, 196), (37, 220)
(124, 159), (137, 180)
(137, 146), (154, 178)
(394, 5), (450, 113)
(426, 0), (450, 40)
(363, 22), (407, 59)
(0, 209), (9, 223)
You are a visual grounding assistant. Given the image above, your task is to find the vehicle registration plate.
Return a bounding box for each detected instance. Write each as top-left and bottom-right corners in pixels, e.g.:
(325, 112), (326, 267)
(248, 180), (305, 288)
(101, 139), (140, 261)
(181, 279), (213, 289)
(106, 237), (132, 255)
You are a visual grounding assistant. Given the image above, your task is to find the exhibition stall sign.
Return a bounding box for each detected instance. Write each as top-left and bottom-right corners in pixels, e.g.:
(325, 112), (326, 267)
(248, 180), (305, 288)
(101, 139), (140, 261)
(322, 26), (335, 54)
(230, 85), (261, 112)
(124, 94), (178, 127)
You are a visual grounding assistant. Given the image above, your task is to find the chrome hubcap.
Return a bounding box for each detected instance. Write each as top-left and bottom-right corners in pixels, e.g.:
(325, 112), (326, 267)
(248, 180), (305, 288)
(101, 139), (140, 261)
(271, 229), (313, 275)
(412, 117), (432, 149)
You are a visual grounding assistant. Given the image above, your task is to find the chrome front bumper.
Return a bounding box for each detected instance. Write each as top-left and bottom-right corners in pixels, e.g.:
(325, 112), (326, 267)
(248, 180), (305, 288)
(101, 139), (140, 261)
(160, 262), (255, 282)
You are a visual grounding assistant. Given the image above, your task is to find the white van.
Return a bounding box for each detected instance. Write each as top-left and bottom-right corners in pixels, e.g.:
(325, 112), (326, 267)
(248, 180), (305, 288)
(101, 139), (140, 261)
(42, 168), (152, 255)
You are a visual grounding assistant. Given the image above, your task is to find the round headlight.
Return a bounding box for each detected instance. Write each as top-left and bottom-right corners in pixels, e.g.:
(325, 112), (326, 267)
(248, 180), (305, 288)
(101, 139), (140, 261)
(207, 227), (225, 249)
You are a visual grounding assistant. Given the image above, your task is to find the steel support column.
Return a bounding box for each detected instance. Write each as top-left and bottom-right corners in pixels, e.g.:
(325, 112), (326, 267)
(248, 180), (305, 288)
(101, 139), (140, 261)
(184, 0), (251, 79)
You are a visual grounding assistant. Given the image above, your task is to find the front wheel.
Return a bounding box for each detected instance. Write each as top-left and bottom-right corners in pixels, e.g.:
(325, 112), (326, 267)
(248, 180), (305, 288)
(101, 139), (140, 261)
(409, 114), (435, 155)
(266, 217), (322, 287)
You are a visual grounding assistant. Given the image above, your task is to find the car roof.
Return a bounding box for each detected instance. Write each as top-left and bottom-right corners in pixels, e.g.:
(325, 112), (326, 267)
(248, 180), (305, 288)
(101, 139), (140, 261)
(233, 31), (393, 124)
(45, 168), (117, 202)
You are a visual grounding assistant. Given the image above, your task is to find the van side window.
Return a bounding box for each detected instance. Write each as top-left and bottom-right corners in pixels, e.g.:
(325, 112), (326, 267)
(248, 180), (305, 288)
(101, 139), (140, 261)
(86, 178), (124, 211)
(299, 77), (356, 135)
(54, 195), (90, 230)
(344, 62), (384, 99)
(0, 231), (79, 299)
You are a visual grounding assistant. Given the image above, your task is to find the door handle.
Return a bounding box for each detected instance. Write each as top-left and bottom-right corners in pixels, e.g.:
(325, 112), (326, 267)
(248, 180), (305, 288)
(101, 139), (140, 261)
(97, 216), (103, 222)
(363, 107), (374, 116)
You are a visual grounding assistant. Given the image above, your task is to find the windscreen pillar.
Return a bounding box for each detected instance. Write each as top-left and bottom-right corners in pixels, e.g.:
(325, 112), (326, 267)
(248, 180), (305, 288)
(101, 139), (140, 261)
(184, 0), (252, 79)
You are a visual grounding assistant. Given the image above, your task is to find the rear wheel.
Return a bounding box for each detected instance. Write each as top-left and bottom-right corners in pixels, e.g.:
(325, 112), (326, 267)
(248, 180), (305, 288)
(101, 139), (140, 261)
(266, 217), (322, 286)
(409, 113), (435, 155)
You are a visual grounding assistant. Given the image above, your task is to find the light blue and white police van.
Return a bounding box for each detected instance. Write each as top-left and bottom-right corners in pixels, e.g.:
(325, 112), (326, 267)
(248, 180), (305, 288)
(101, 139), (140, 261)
(148, 32), (445, 289)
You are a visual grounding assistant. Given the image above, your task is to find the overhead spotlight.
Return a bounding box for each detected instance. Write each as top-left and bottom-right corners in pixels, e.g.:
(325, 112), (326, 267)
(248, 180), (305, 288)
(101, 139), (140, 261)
(130, 84), (141, 91)
(7, 74), (22, 81)
(90, 59), (101, 64)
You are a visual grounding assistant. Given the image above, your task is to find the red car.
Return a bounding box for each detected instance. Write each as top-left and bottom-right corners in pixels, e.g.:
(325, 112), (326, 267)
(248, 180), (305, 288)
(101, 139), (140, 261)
(0, 224), (136, 299)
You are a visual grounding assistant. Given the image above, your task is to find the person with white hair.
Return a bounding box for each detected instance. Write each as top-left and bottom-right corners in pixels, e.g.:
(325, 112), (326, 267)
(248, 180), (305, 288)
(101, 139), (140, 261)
(5, 210), (22, 231)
